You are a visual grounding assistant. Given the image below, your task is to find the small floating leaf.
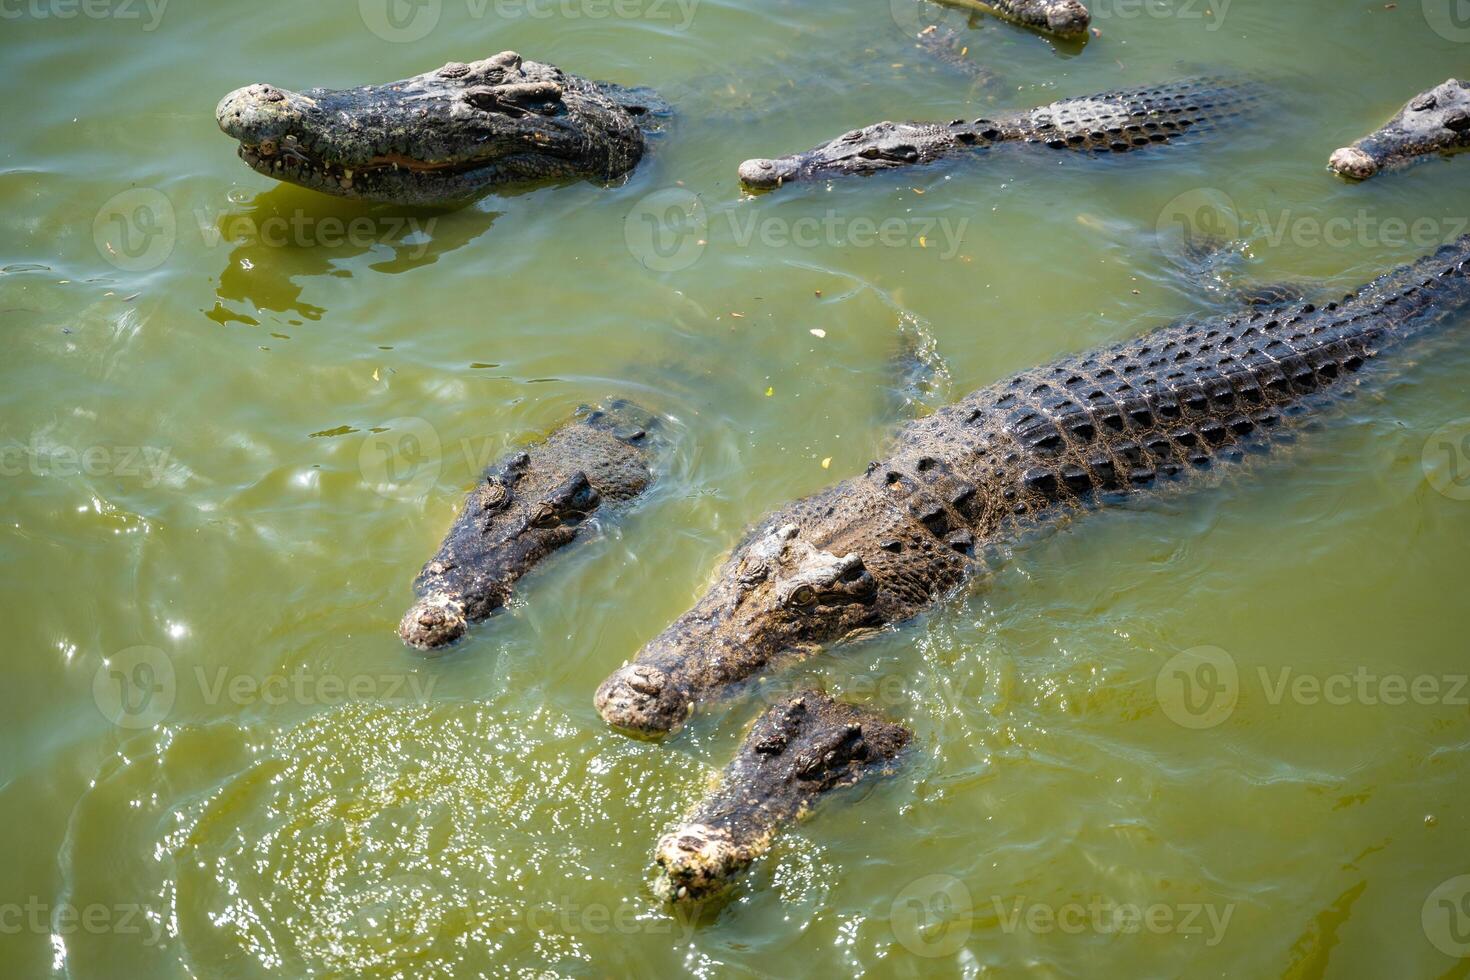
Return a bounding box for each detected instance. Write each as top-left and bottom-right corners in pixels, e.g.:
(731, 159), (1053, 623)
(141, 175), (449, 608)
(309, 425), (359, 438)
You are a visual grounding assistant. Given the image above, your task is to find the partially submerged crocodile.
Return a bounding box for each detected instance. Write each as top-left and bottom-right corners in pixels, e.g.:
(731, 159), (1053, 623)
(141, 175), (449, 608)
(216, 52), (663, 206)
(1329, 78), (1470, 181)
(737, 76), (1260, 189)
(400, 402), (657, 651)
(596, 238), (1470, 735)
(946, 0), (1091, 39)
(654, 691), (911, 901)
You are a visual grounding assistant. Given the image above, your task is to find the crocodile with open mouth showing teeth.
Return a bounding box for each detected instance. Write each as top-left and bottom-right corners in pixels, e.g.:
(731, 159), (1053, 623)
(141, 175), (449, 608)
(216, 51), (664, 206)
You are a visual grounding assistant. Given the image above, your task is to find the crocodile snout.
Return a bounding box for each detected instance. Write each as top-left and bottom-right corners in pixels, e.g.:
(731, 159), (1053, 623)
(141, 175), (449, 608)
(1045, 0), (1091, 38)
(398, 593), (468, 652)
(738, 157), (794, 190)
(216, 84), (306, 148)
(1328, 145), (1380, 180)
(653, 823), (749, 902)
(593, 664), (691, 735)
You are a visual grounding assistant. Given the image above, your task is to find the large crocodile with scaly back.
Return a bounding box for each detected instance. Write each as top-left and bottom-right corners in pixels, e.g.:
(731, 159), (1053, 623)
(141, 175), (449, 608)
(595, 238), (1470, 735)
(737, 76), (1260, 190)
(400, 402), (658, 651)
(216, 52), (664, 206)
(1329, 78), (1470, 181)
(654, 691), (911, 902)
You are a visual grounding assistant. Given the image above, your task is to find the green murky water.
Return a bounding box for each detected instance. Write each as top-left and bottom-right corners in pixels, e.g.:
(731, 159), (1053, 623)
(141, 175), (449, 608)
(4, 0), (1470, 976)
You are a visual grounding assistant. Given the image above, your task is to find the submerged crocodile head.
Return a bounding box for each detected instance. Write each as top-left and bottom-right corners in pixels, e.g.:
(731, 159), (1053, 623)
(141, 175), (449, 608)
(595, 520), (885, 734)
(401, 401), (656, 651)
(738, 120), (1000, 189)
(1329, 77), (1470, 180)
(216, 52), (649, 205)
(653, 691), (910, 902)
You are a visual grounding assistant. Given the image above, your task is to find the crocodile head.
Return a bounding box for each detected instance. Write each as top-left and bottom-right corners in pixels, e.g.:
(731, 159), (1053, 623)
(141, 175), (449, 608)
(400, 400), (657, 651)
(738, 120), (998, 189)
(594, 521), (884, 735)
(653, 691), (911, 902)
(1329, 78), (1470, 180)
(216, 52), (646, 205)
(400, 461), (602, 650)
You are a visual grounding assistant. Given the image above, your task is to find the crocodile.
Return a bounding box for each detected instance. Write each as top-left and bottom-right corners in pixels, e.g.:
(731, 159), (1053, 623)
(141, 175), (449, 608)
(736, 76), (1261, 190)
(216, 52), (664, 206)
(1329, 78), (1470, 181)
(944, 0), (1091, 39)
(595, 237), (1470, 735)
(654, 691), (911, 902)
(400, 401), (657, 651)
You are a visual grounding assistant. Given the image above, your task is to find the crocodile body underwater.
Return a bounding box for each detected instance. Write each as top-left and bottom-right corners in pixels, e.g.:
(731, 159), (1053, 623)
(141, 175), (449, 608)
(595, 238), (1470, 735)
(400, 402), (657, 651)
(654, 691), (911, 902)
(736, 76), (1260, 190)
(1329, 78), (1470, 181)
(216, 52), (663, 205)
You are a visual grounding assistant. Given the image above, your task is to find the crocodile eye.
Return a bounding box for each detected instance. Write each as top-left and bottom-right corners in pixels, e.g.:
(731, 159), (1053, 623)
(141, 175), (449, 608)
(530, 503), (559, 527)
(789, 585), (818, 608)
